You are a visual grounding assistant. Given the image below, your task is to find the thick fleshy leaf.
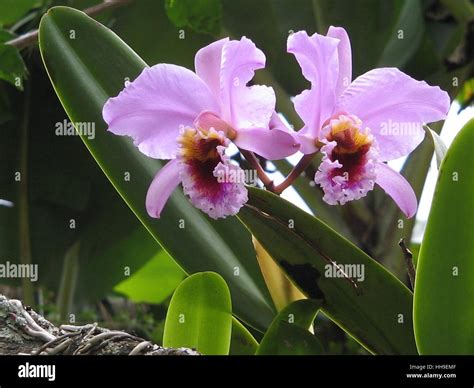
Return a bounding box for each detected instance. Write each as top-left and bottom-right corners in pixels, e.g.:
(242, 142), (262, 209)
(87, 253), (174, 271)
(0, 44), (27, 90)
(163, 272), (232, 355)
(238, 188), (418, 355)
(414, 119), (474, 354)
(114, 249), (185, 304)
(230, 318), (258, 355)
(253, 238), (305, 312)
(257, 299), (324, 355)
(0, 0), (39, 25)
(39, 6), (275, 331)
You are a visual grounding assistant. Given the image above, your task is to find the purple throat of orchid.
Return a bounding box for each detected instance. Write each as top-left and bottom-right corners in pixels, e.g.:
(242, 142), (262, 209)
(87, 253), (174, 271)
(315, 114), (378, 206)
(177, 126), (248, 220)
(102, 28), (450, 220)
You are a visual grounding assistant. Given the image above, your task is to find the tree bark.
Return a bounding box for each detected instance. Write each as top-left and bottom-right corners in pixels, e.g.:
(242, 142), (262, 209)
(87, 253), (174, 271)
(0, 295), (198, 355)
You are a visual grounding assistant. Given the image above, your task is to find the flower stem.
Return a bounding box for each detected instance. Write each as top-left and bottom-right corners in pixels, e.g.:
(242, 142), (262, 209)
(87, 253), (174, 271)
(240, 150), (275, 191)
(273, 153), (316, 194)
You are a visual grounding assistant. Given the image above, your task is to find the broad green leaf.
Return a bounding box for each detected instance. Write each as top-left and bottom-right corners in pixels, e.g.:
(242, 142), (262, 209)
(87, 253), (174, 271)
(38, 6), (275, 331)
(272, 158), (354, 240)
(163, 272), (232, 355)
(424, 125), (448, 169)
(0, 29), (15, 43)
(0, 0), (39, 26)
(114, 250), (185, 304)
(414, 119), (474, 354)
(253, 237), (305, 312)
(165, 0), (222, 35)
(0, 44), (27, 90)
(230, 318), (258, 355)
(239, 188), (418, 355)
(257, 299), (324, 355)
(376, 0), (423, 68)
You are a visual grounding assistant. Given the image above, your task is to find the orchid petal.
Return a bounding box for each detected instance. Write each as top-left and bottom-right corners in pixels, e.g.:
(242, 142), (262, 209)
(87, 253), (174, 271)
(219, 37), (274, 129)
(103, 64), (219, 159)
(327, 26), (352, 97)
(195, 38), (228, 98)
(375, 163), (417, 218)
(146, 159), (181, 218)
(194, 111), (233, 133)
(288, 31), (339, 139)
(235, 127), (299, 160)
(337, 68), (450, 160)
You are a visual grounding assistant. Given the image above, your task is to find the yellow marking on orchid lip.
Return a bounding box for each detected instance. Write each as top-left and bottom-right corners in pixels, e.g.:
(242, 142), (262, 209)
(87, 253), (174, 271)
(328, 117), (372, 155)
(178, 127), (223, 162)
(330, 118), (352, 134)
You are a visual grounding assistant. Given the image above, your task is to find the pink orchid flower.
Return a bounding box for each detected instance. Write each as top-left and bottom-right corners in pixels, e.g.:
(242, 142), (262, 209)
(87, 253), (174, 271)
(288, 28), (450, 218)
(103, 37), (297, 219)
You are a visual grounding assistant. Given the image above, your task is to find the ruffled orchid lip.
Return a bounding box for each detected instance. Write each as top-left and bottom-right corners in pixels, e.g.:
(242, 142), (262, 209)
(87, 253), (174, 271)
(315, 115), (378, 205)
(178, 127), (248, 219)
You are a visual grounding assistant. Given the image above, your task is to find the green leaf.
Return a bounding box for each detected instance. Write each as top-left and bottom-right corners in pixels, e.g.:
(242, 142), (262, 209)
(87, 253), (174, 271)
(414, 119), (474, 355)
(0, 44), (27, 90)
(272, 159), (354, 240)
(239, 188), (418, 355)
(424, 125), (448, 169)
(165, 0), (222, 35)
(163, 272), (232, 355)
(230, 318), (259, 355)
(38, 6), (275, 331)
(376, 0), (424, 68)
(0, 29), (15, 43)
(0, 0), (39, 26)
(114, 250), (185, 304)
(257, 299), (324, 355)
